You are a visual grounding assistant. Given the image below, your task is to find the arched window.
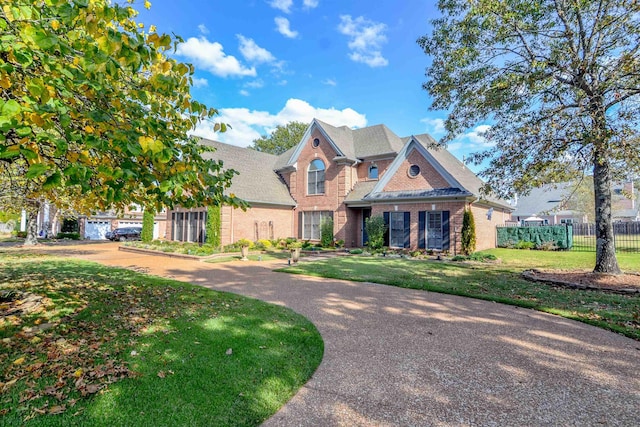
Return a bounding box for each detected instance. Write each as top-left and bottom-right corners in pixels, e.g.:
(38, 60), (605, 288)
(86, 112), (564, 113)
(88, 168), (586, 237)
(308, 159), (325, 195)
(368, 165), (379, 179)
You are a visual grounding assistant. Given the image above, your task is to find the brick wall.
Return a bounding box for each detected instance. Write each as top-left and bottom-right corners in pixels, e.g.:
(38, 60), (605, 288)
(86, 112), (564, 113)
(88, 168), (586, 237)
(470, 204), (511, 251)
(356, 158), (393, 181)
(370, 201), (467, 252)
(220, 204), (294, 246)
(384, 150), (450, 192)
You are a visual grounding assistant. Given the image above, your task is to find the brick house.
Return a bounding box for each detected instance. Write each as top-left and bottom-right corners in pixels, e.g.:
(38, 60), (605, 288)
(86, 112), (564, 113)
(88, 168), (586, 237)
(167, 119), (513, 252)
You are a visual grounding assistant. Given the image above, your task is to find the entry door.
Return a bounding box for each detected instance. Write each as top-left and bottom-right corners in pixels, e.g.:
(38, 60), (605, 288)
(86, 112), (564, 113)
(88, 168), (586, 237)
(427, 212), (443, 249)
(362, 208), (371, 246)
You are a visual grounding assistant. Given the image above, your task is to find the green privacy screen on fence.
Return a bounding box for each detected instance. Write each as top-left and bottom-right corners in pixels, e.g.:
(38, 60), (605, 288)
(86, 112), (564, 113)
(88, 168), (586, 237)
(496, 225), (573, 249)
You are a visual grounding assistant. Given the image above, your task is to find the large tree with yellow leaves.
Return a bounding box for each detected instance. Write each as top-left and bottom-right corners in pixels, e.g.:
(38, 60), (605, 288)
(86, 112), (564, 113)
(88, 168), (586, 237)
(0, 0), (241, 244)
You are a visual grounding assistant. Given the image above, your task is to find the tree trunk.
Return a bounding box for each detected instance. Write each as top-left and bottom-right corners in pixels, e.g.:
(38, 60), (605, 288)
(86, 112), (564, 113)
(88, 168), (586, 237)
(592, 149), (621, 274)
(24, 203), (40, 246)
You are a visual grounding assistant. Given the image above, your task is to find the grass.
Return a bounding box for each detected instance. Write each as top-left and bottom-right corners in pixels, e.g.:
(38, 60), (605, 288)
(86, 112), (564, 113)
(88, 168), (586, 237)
(0, 251), (323, 426)
(278, 248), (640, 340)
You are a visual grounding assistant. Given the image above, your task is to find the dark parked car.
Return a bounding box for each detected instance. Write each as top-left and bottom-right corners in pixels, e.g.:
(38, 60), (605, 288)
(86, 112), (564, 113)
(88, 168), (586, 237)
(108, 227), (142, 241)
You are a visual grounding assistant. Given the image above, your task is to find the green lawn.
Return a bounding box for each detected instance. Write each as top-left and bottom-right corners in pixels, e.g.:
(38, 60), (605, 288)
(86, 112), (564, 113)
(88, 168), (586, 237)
(279, 248), (640, 340)
(0, 251), (323, 426)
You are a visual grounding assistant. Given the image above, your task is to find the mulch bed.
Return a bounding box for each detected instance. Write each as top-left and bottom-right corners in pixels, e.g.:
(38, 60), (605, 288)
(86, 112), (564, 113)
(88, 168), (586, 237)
(523, 269), (640, 294)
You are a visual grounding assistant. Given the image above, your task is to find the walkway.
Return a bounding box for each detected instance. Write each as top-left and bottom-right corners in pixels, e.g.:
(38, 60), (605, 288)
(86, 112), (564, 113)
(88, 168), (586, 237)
(38, 243), (639, 426)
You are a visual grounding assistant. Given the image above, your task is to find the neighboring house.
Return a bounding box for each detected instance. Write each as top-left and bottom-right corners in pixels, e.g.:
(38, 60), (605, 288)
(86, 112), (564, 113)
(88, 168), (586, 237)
(167, 119), (513, 252)
(25, 203), (167, 240)
(82, 206), (167, 240)
(612, 182), (640, 222)
(510, 183), (587, 225)
(511, 181), (639, 225)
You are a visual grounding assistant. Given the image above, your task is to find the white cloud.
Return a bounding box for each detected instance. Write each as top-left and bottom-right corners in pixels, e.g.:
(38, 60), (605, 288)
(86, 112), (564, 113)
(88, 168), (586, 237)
(322, 78), (337, 86)
(268, 0), (293, 13)
(176, 37), (256, 78)
(191, 77), (208, 88)
(244, 79), (264, 89)
(421, 117), (446, 136)
(237, 35), (276, 63)
(239, 90), (250, 97)
(337, 15), (388, 67)
(275, 17), (299, 38)
(197, 24), (209, 35)
(278, 80), (288, 85)
(447, 124), (495, 152)
(190, 98), (367, 147)
(303, 0), (319, 9)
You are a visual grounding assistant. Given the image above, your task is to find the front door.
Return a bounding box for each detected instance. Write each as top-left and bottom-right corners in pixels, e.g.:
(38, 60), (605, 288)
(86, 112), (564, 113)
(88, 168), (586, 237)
(362, 208), (371, 246)
(427, 212), (443, 249)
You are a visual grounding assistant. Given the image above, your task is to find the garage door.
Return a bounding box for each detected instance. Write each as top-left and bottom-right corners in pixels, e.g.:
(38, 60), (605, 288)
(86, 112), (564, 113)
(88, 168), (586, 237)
(85, 221), (111, 240)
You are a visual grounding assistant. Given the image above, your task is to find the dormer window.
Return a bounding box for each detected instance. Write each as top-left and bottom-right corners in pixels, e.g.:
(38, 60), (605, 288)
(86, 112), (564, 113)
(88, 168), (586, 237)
(308, 159), (325, 195)
(368, 165), (379, 180)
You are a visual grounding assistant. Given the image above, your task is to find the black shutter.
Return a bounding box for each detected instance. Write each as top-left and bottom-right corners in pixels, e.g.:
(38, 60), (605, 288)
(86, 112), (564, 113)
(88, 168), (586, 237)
(418, 211), (426, 249)
(442, 211), (450, 250)
(383, 212), (389, 247)
(403, 212), (411, 248)
(298, 211), (303, 239)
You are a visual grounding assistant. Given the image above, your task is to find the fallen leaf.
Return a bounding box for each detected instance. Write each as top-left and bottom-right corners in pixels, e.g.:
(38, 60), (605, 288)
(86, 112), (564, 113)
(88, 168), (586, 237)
(73, 368), (83, 378)
(49, 405), (66, 415)
(225, 348), (233, 355)
(157, 371), (166, 378)
(13, 357), (26, 365)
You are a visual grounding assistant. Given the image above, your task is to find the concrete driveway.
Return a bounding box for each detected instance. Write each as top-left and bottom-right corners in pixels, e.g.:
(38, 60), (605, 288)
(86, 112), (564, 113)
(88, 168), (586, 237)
(35, 243), (640, 426)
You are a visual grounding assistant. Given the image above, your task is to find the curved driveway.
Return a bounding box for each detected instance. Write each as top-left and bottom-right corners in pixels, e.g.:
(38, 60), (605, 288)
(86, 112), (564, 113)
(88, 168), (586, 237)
(42, 243), (639, 426)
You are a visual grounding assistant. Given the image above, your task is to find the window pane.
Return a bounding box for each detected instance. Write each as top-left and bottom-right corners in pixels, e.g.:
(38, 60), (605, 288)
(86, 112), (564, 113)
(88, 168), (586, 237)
(390, 212), (404, 247)
(369, 166), (378, 179)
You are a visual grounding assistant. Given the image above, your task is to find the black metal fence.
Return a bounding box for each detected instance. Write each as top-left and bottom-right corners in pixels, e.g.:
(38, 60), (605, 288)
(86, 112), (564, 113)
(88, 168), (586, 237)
(570, 223), (640, 253)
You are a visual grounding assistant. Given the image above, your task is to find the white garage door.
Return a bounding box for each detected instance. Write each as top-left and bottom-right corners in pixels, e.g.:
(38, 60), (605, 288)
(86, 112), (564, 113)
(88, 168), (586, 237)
(85, 221), (111, 240)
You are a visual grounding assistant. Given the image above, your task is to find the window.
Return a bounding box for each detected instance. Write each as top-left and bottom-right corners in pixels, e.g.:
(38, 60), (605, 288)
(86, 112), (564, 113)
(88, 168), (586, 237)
(308, 159), (325, 195)
(302, 211), (331, 240)
(173, 210), (207, 242)
(408, 164), (420, 178)
(312, 138), (320, 147)
(561, 219), (573, 224)
(368, 165), (378, 179)
(389, 212), (406, 248)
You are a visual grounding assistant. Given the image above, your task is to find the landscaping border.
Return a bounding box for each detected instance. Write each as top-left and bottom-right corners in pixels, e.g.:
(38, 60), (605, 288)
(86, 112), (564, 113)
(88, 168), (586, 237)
(522, 269), (640, 294)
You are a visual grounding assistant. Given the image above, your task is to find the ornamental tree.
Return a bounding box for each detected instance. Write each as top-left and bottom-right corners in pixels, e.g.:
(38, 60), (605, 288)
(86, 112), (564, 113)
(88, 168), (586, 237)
(419, 0), (640, 273)
(0, 0), (243, 244)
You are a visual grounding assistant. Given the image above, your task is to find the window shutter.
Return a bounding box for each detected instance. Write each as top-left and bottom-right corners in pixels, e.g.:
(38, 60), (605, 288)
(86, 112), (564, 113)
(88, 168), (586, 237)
(403, 211), (411, 248)
(383, 212), (389, 247)
(442, 210), (450, 250)
(298, 211), (303, 239)
(418, 211), (426, 249)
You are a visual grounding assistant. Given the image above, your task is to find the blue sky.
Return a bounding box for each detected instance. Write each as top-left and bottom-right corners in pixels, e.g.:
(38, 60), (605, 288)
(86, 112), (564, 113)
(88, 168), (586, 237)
(137, 0), (491, 165)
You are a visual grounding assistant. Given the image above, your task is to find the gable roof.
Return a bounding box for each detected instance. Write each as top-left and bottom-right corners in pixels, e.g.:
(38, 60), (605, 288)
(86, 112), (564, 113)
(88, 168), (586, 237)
(200, 139), (296, 206)
(277, 119), (407, 171)
(511, 183), (571, 217)
(360, 135), (511, 209)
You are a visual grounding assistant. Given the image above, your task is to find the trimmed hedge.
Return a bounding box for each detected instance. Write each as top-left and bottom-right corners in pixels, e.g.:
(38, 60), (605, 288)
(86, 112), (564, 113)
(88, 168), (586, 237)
(497, 225), (573, 249)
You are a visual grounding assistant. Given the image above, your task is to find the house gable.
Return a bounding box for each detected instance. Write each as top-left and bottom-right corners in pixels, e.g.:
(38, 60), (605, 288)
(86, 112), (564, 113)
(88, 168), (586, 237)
(277, 119), (349, 171)
(369, 137), (465, 199)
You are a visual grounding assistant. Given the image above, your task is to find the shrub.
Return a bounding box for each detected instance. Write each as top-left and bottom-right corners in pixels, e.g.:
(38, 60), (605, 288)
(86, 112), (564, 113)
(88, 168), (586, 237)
(301, 240), (313, 249)
(15, 231), (27, 238)
(335, 239), (345, 248)
(55, 232), (80, 240)
(141, 209), (154, 242)
(514, 240), (535, 250)
(461, 208), (476, 255)
(365, 216), (387, 251)
(320, 217), (334, 247)
(237, 238), (252, 248)
(255, 239), (273, 250)
(287, 241), (303, 249)
(537, 240), (558, 251)
(349, 248), (363, 254)
(206, 205), (221, 247)
(469, 252), (497, 261)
